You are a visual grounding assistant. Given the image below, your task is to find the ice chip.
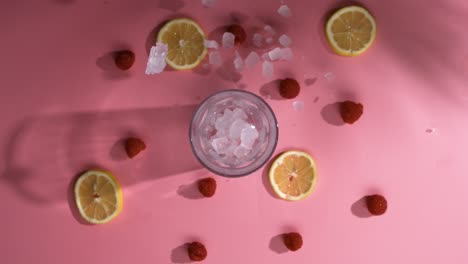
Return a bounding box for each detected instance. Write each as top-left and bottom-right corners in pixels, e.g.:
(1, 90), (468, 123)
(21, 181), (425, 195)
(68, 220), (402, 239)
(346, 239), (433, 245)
(268, 47), (282, 61)
(279, 34), (292, 47)
(292, 101), (304, 111)
(209, 51), (222, 66)
(232, 108), (248, 120)
(264, 25), (276, 35)
(145, 42), (168, 75)
(234, 145), (251, 159)
(253, 33), (263, 48)
(211, 136), (230, 154)
(204, 39), (219, 49)
(278, 4), (292, 17)
(280, 48), (293, 61)
(222, 32), (235, 48)
(245, 51), (260, 68)
(324, 72), (336, 82)
(201, 0), (216, 8)
(241, 125), (259, 148)
(262, 61), (274, 79)
(229, 119), (250, 140)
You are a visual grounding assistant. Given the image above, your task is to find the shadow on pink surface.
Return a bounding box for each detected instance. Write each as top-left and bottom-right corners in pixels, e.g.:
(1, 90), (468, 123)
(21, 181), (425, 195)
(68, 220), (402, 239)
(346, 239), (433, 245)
(350, 196), (373, 218)
(269, 234), (288, 254)
(1, 105), (203, 210)
(171, 243), (191, 263)
(177, 180), (204, 200)
(96, 51), (133, 81)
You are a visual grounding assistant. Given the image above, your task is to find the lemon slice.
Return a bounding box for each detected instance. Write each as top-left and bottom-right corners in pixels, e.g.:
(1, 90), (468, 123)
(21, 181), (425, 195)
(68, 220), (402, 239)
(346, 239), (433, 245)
(74, 170), (123, 224)
(326, 6), (376, 56)
(157, 18), (207, 70)
(269, 151), (318, 201)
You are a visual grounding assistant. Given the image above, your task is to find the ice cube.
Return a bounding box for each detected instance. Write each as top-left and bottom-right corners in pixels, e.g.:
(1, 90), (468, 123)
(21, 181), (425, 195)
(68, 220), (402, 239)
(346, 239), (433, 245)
(292, 101), (304, 111)
(201, 0), (216, 8)
(266, 37), (274, 44)
(209, 51), (222, 66)
(234, 145), (251, 159)
(232, 108), (248, 120)
(261, 53), (270, 61)
(245, 51), (260, 68)
(262, 61), (274, 79)
(264, 25), (276, 35)
(229, 119), (250, 140)
(268, 47), (282, 61)
(279, 48), (293, 61)
(324, 72), (335, 82)
(204, 39), (219, 49)
(215, 109), (234, 132)
(278, 4), (292, 17)
(279, 34), (292, 47)
(211, 136), (230, 154)
(253, 33), (263, 48)
(222, 32), (235, 48)
(145, 42), (168, 74)
(240, 125), (259, 148)
(233, 51), (244, 71)
(223, 109), (234, 120)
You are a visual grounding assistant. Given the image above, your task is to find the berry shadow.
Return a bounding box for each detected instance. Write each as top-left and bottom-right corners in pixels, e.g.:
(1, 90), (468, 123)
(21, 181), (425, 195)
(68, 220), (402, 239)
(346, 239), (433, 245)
(350, 196), (372, 218)
(269, 234), (288, 254)
(320, 102), (344, 126)
(96, 51), (132, 80)
(171, 243), (191, 264)
(259, 79), (282, 100)
(177, 181), (204, 200)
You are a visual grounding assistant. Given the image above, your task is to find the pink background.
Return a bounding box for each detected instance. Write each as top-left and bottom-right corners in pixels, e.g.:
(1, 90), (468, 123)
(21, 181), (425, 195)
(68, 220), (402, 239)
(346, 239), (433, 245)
(1, 0), (468, 263)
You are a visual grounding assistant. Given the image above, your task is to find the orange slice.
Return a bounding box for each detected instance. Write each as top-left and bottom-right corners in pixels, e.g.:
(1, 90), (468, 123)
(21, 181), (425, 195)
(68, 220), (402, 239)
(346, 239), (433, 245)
(269, 151), (318, 201)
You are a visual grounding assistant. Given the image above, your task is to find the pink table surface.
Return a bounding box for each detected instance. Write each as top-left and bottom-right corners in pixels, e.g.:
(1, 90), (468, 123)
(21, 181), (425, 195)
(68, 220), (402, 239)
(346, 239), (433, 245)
(2, 0), (468, 263)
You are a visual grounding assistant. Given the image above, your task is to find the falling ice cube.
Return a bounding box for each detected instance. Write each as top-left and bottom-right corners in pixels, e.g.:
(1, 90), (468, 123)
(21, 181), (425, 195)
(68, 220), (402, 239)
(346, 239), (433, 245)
(253, 33), (263, 48)
(278, 4), (292, 17)
(204, 39), (219, 49)
(279, 34), (292, 47)
(292, 101), (304, 111)
(211, 136), (230, 154)
(268, 47), (282, 61)
(262, 61), (274, 79)
(233, 51), (244, 71)
(264, 25), (276, 35)
(201, 0), (216, 8)
(245, 51), (260, 69)
(229, 119), (250, 140)
(266, 37), (274, 44)
(241, 125), (259, 149)
(279, 48), (293, 61)
(222, 32), (235, 48)
(145, 42), (168, 75)
(209, 51), (222, 66)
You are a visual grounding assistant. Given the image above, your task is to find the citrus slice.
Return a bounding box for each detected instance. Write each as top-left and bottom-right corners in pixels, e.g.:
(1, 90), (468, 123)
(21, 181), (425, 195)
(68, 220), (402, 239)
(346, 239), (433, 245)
(269, 151), (318, 201)
(157, 18), (207, 70)
(74, 170), (123, 224)
(326, 6), (376, 56)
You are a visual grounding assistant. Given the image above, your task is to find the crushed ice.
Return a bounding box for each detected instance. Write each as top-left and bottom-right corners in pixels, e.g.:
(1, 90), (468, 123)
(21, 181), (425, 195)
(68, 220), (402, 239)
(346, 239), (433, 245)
(210, 108), (259, 159)
(209, 51), (222, 66)
(145, 42), (168, 75)
(204, 39), (219, 49)
(279, 34), (292, 47)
